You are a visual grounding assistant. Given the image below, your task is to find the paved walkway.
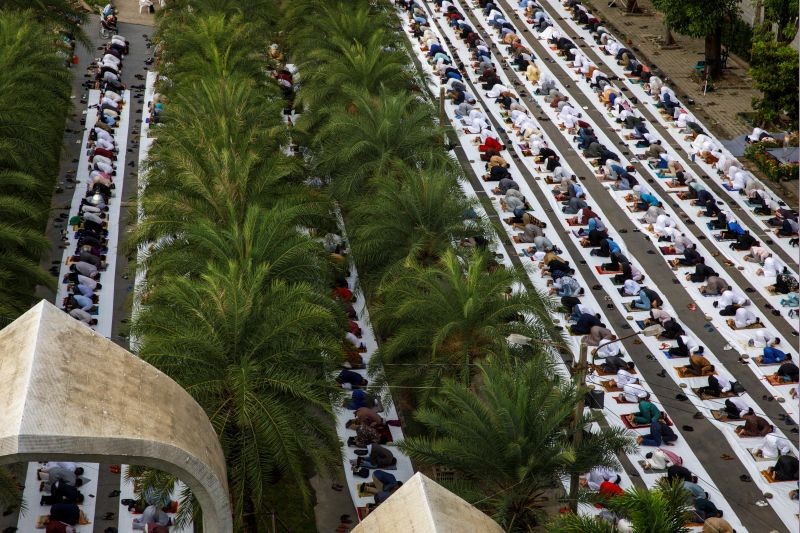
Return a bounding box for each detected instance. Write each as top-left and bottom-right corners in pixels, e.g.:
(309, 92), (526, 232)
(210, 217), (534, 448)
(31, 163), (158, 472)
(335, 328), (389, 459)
(582, 0), (757, 140)
(116, 0), (156, 26)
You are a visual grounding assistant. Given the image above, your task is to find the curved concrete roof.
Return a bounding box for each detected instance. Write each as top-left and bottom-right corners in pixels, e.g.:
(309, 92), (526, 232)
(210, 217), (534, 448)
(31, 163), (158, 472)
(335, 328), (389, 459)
(0, 301), (232, 533)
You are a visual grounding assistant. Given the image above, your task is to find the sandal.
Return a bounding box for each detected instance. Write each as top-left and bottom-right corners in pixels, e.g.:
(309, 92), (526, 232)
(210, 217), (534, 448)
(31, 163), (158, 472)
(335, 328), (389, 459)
(720, 454), (734, 460)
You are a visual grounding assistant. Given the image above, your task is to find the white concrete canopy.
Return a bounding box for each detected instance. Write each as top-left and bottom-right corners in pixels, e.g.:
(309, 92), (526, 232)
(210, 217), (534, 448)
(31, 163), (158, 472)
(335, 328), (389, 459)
(352, 473), (504, 533)
(0, 300), (232, 533)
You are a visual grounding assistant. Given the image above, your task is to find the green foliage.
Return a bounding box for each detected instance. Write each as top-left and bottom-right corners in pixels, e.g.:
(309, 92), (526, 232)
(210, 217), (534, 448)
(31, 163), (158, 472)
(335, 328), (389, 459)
(721, 15), (753, 59)
(548, 480), (693, 532)
(0, 12), (70, 321)
(0, 466), (23, 515)
(350, 168), (480, 283)
(650, 0), (738, 38)
(399, 359), (635, 531)
(133, 2), (347, 528)
(744, 142), (800, 182)
(749, 26), (800, 129)
(311, 89), (450, 202)
(763, 0), (799, 42)
(370, 250), (562, 401)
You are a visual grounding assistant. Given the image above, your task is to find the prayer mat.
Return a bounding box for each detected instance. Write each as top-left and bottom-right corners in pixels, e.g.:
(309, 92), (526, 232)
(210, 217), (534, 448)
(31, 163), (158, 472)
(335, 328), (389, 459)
(663, 350), (689, 359)
(622, 302), (646, 312)
(356, 506), (371, 520)
(621, 413), (672, 429)
(378, 426), (394, 443)
(713, 234), (737, 242)
(710, 410), (733, 422)
(567, 219), (586, 226)
(592, 364), (636, 377)
(595, 265), (622, 274)
(636, 320), (647, 329)
(722, 183), (737, 192)
(760, 469), (781, 483)
(665, 180), (685, 188)
(601, 380), (623, 392)
(691, 388), (738, 400)
(766, 374), (798, 386)
(753, 356), (783, 366)
(726, 319), (764, 330)
(659, 246), (678, 255)
(750, 450), (776, 463)
(626, 205), (645, 213)
(637, 459), (667, 473)
(544, 176), (555, 184)
(675, 366), (716, 378)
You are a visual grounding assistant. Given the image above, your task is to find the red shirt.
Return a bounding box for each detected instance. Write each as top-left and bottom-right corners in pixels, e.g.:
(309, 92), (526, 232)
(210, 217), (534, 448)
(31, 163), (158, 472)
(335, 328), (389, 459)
(599, 480), (623, 499)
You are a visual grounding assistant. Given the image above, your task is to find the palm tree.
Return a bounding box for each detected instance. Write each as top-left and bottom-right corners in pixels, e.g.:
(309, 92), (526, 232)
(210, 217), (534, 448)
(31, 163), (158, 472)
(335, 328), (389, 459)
(297, 31), (412, 114)
(0, 13), (69, 320)
(138, 204), (331, 288)
(399, 358), (635, 531)
(370, 249), (561, 401)
(284, 0), (402, 60)
(135, 78), (295, 242)
(156, 13), (266, 86)
(132, 260), (345, 530)
(1, 1), (87, 42)
(548, 481), (693, 533)
(0, 466), (23, 516)
(350, 169), (480, 283)
(312, 90), (450, 201)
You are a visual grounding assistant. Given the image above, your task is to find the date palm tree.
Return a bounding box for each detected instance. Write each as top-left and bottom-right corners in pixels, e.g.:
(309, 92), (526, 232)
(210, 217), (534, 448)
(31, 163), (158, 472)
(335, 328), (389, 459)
(370, 249), (562, 402)
(312, 90), (449, 201)
(157, 13), (266, 86)
(0, 14), (69, 320)
(133, 260), (345, 530)
(350, 169), (479, 284)
(297, 31), (412, 114)
(400, 358), (635, 531)
(548, 481), (693, 533)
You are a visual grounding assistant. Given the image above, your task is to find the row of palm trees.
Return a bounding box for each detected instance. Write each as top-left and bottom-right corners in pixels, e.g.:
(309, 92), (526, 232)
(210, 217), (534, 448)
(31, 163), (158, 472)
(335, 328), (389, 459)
(133, 0), (688, 531)
(281, 0), (644, 529)
(130, 2), (352, 530)
(0, 1), (80, 514)
(0, 8), (73, 324)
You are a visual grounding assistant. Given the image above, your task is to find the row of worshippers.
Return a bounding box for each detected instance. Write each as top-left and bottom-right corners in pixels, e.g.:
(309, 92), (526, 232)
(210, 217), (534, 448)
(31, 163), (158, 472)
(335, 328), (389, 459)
(410, 0), (799, 515)
(581, 455), (738, 530)
(61, 35), (130, 328)
(323, 227), (406, 513)
(557, 0), (798, 248)
(439, 0), (799, 405)
(37, 462), (89, 533)
(554, 0), (800, 307)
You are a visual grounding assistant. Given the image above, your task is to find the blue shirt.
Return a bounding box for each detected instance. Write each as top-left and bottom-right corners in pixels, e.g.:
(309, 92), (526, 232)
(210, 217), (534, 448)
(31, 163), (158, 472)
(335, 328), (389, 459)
(73, 294), (94, 311)
(607, 239), (621, 254)
(763, 347), (787, 364)
(640, 192), (658, 206)
(727, 221), (745, 235)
